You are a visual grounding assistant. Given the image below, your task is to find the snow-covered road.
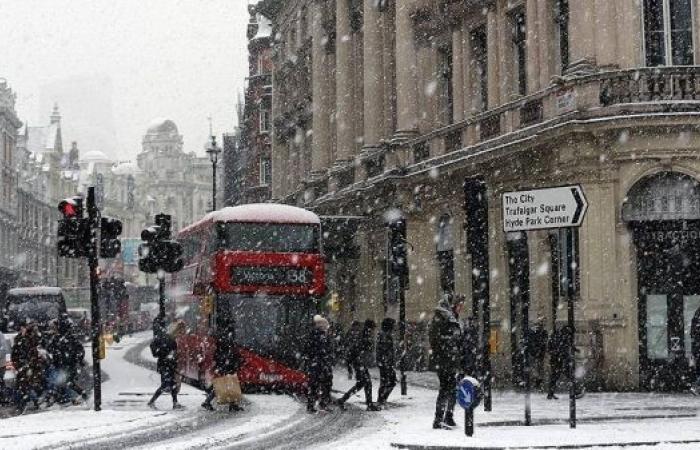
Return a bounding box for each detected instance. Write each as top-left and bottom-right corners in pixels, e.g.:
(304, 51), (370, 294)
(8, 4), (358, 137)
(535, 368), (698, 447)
(0, 332), (362, 450)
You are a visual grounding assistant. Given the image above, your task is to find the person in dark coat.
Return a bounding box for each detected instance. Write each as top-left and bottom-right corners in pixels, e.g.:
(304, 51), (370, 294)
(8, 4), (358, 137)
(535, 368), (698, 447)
(529, 320), (548, 389)
(202, 320), (242, 411)
(305, 315), (334, 413)
(547, 324), (573, 399)
(147, 319), (182, 409)
(429, 294), (463, 429)
(343, 321), (361, 380)
(337, 319), (380, 411)
(56, 316), (87, 403)
(691, 307), (700, 395)
(376, 318), (396, 406)
(461, 316), (479, 378)
(12, 322), (44, 413)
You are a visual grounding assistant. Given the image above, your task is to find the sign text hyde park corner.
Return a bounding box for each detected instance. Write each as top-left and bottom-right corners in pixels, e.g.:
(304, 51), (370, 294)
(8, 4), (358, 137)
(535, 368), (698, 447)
(501, 185), (588, 232)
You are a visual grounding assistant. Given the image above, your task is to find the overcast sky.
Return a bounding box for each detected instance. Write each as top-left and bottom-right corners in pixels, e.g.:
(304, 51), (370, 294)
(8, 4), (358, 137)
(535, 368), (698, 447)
(0, 0), (249, 160)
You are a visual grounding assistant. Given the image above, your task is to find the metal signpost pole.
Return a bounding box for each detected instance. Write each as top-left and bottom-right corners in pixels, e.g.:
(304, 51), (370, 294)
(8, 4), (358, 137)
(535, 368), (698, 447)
(566, 227), (578, 429)
(399, 279), (407, 395)
(87, 187), (102, 411)
(520, 236), (532, 426)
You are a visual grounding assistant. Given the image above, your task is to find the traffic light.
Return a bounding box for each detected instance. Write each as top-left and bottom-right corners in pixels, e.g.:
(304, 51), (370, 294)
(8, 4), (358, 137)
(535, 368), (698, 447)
(138, 214), (183, 274)
(100, 217), (123, 258)
(388, 218), (409, 285)
(58, 196), (87, 258)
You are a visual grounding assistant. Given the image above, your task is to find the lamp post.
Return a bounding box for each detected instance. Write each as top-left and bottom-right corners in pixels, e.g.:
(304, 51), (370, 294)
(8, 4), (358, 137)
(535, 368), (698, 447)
(206, 135), (221, 212)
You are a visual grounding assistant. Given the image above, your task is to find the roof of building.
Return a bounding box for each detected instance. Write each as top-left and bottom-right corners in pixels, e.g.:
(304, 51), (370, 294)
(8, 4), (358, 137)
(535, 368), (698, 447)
(81, 149), (112, 163)
(24, 124), (60, 155)
(146, 118), (179, 136)
(112, 161), (141, 176)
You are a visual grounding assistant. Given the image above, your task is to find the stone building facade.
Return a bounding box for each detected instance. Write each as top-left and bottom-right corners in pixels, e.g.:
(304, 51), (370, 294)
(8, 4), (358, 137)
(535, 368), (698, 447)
(258, 0), (700, 390)
(225, 7), (274, 206)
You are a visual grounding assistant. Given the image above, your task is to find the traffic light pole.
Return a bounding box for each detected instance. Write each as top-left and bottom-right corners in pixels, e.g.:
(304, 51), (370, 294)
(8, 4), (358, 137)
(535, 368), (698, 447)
(158, 272), (166, 319)
(87, 187), (102, 412)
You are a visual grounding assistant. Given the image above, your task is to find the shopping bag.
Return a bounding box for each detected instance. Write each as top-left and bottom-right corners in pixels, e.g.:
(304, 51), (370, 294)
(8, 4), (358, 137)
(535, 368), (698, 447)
(213, 374), (242, 405)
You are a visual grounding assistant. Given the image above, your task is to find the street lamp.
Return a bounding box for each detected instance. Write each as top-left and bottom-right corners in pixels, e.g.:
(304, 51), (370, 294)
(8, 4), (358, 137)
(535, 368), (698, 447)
(206, 135), (221, 211)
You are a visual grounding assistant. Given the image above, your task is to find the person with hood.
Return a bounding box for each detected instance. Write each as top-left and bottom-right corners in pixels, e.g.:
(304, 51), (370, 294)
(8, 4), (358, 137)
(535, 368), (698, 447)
(147, 318), (182, 410)
(343, 321), (361, 380)
(429, 293), (463, 429)
(376, 318), (396, 406)
(337, 319), (380, 411)
(202, 320), (242, 411)
(691, 306), (700, 395)
(305, 315), (334, 413)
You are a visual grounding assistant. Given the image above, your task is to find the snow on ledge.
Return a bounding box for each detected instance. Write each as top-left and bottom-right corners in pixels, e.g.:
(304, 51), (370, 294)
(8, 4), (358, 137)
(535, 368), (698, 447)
(8, 287), (63, 296)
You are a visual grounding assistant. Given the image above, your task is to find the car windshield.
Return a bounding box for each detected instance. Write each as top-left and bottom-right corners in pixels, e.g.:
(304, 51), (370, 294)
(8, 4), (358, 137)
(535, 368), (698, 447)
(218, 223), (319, 253)
(6, 294), (64, 331)
(219, 294), (314, 369)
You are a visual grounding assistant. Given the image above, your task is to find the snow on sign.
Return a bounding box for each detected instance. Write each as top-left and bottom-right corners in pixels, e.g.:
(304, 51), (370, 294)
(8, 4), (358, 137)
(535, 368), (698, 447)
(502, 185), (588, 232)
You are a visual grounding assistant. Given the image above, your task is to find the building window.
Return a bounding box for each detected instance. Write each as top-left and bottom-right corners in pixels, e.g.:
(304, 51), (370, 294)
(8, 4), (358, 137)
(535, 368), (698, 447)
(554, 0), (570, 73)
(260, 109), (271, 133)
(438, 44), (454, 125)
(257, 56), (266, 75)
(436, 215), (455, 294)
(259, 157), (272, 186)
(511, 9), (527, 96)
(644, 0), (694, 66)
(470, 26), (488, 112)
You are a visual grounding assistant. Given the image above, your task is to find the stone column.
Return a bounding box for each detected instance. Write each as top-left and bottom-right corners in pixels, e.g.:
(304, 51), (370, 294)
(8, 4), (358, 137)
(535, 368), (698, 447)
(451, 26), (465, 123)
(394, 0), (419, 138)
(567, 0), (596, 72)
(363, 0), (384, 150)
(311, 0), (331, 178)
(461, 22), (473, 117)
(526, 0), (540, 93)
(335, 0), (354, 165)
(537, 0), (553, 88)
(593, 0), (617, 67)
(486, 6), (500, 108)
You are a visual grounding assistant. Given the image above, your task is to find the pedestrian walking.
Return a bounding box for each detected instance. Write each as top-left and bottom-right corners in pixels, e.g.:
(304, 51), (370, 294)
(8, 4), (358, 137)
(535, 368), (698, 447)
(547, 324), (573, 400)
(461, 316), (479, 378)
(147, 318), (182, 410)
(429, 294), (463, 429)
(529, 320), (548, 390)
(305, 315), (334, 413)
(57, 316), (88, 403)
(12, 322), (44, 413)
(343, 321), (361, 380)
(202, 320), (242, 411)
(691, 306), (700, 395)
(337, 319), (380, 411)
(376, 318), (396, 406)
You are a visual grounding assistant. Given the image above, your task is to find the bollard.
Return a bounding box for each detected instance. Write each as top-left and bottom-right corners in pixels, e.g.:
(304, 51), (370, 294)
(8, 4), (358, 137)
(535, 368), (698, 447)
(456, 376), (481, 437)
(465, 408), (474, 436)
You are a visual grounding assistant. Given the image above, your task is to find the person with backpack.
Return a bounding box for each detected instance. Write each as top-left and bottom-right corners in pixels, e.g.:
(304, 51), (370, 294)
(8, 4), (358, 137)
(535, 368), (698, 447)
(337, 319), (380, 411)
(148, 318), (182, 410)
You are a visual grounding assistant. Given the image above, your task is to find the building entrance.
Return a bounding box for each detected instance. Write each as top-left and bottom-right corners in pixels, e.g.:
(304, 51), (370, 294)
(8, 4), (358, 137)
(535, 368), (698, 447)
(624, 172), (700, 390)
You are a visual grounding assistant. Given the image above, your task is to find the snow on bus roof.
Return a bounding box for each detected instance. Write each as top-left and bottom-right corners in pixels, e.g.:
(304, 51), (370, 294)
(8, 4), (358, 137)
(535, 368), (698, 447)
(7, 287), (63, 296)
(180, 204), (320, 234)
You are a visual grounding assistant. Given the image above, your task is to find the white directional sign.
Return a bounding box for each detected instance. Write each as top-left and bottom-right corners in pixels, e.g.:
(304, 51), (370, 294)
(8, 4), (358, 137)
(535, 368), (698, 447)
(502, 185), (588, 232)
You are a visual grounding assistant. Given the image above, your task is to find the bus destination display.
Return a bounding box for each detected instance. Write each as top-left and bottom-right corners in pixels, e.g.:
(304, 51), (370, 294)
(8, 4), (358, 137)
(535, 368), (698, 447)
(232, 266), (313, 286)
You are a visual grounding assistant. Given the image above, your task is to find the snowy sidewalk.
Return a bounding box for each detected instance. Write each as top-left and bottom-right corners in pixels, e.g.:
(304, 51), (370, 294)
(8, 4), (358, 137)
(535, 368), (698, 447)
(325, 369), (700, 449)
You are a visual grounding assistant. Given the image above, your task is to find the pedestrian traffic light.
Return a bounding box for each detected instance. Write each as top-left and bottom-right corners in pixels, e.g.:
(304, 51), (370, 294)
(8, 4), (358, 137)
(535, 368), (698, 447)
(58, 196), (87, 258)
(100, 217), (123, 258)
(138, 215), (183, 274)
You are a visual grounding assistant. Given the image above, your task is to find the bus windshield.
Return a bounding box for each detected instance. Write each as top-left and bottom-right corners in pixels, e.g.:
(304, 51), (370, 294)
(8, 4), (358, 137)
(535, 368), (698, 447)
(218, 223), (319, 253)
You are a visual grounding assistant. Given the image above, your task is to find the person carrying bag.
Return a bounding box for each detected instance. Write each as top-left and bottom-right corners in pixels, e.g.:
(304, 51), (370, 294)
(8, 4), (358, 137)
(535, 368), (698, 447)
(203, 320), (242, 411)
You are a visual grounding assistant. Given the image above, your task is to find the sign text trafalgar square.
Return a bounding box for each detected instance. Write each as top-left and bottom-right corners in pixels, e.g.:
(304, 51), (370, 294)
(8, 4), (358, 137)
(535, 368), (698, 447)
(502, 185), (588, 232)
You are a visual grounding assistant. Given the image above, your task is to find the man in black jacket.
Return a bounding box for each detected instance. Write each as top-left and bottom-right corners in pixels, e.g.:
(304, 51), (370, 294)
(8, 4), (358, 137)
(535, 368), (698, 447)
(376, 318), (396, 406)
(429, 294), (463, 429)
(147, 319), (182, 409)
(529, 321), (548, 390)
(337, 319), (380, 411)
(305, 315), (334, 413)
(202, 321), (242, 411)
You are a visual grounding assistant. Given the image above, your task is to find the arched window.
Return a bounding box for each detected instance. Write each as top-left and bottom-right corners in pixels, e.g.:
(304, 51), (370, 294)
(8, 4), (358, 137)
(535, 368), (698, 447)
(437, 214), (455, 293)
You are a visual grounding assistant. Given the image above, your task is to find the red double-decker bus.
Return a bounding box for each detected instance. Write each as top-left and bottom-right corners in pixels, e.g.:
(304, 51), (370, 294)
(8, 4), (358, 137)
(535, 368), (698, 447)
(173, 204), (325, 391)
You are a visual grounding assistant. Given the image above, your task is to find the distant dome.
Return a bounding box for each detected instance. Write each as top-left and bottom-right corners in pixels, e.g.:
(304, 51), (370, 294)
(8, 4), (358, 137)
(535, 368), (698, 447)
(146, 118), (179, 136)
(81, 150), (112, 163)
(112, 161), (141, 176)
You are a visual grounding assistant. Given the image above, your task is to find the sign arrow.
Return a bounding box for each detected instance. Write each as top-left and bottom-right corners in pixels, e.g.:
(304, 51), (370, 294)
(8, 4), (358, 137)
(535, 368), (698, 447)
(502, 185), (588, 232)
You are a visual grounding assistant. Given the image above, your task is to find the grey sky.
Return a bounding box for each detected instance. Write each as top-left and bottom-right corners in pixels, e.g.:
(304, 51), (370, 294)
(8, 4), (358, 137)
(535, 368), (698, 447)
(0, 0), (249, 160)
